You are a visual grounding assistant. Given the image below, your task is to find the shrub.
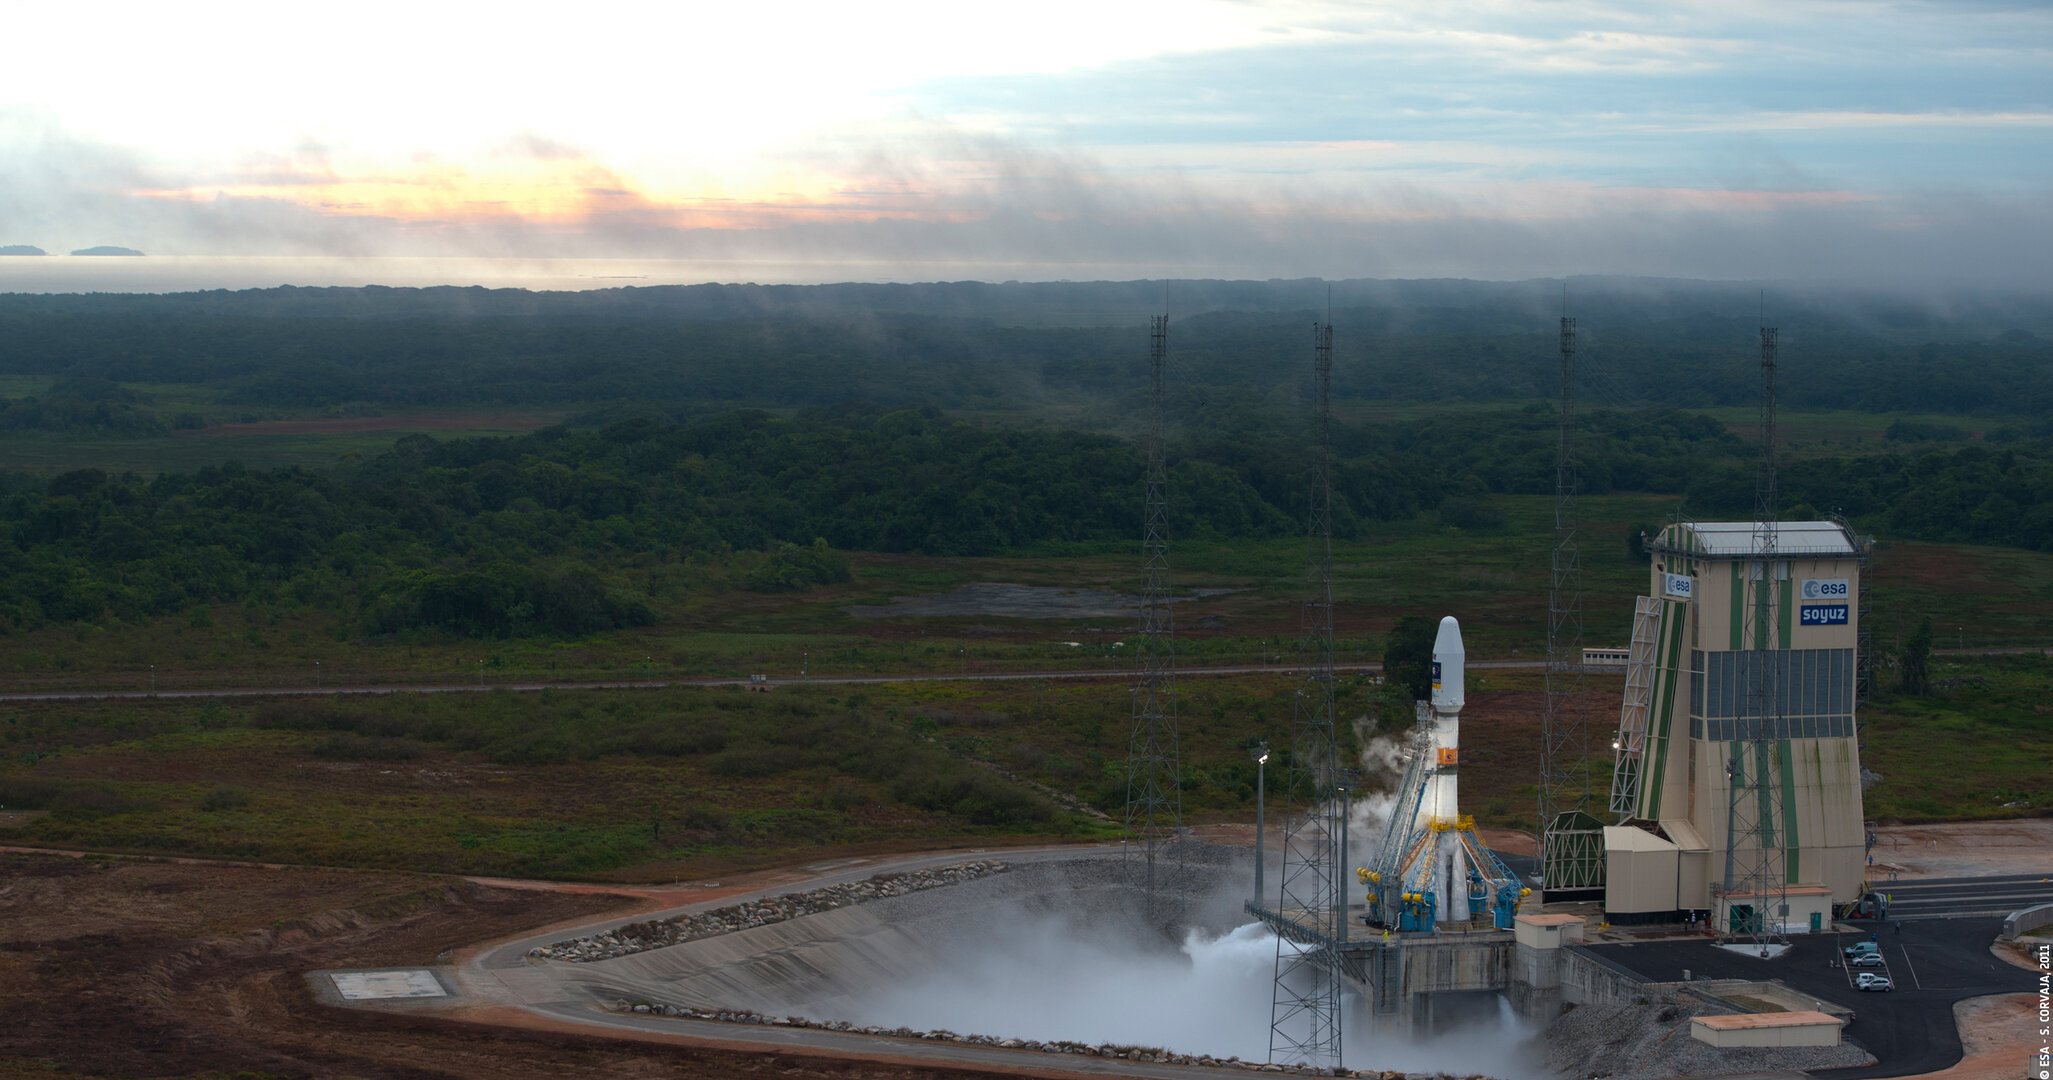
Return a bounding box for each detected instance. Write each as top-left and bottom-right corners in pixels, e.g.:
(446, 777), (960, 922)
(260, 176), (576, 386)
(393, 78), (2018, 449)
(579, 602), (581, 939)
(708, 742), (811, 778)
(0, 779), (155, 818)
(1439, 495), (1506, 531)
(199, 787), (252, 811)
(311, 733), (423, 761)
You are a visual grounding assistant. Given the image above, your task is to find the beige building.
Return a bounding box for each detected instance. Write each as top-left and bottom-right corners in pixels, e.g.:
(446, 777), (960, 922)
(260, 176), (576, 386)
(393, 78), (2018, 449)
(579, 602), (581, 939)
(1605, 520), (1868, 925)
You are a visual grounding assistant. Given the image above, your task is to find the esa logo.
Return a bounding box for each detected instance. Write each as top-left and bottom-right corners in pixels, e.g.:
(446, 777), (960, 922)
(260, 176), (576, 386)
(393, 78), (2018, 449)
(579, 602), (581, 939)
(1802, 578), (1850, 600)
(1431, 660), (1442, 689)
(1800, 604), (1850, 626)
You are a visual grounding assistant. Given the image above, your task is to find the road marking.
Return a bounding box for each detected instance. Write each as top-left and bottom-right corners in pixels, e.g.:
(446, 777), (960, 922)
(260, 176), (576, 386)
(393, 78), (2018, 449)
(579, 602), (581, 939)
(1896, 944), (1922, 990)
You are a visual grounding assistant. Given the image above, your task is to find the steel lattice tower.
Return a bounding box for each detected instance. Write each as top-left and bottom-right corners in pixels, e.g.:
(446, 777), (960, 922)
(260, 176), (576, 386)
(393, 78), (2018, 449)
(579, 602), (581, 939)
(1269, 322), (1344, 1070)
(1539, 315), (1598, 891)
(1722, 323), (1789, 950)
(1124, 314), (1183, 911)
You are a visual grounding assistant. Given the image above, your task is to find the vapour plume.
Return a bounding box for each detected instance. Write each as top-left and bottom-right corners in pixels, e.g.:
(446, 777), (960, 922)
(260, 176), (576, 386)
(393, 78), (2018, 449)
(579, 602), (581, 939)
(1346, 710), (1412, 876)
(829, 868), (1544, 1076)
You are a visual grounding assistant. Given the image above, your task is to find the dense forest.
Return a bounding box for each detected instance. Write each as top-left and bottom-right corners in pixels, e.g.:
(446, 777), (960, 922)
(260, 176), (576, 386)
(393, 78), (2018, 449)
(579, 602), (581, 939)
(3, 280), (2052, 419)
(2, 400), (2049, 637)
(1, 278), (2049, 639)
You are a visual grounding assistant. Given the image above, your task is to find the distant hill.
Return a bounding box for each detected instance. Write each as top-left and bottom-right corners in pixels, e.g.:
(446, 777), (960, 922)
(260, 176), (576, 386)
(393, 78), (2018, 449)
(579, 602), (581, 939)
(70, 246), (144, 256)
(0, 245), (46, 256)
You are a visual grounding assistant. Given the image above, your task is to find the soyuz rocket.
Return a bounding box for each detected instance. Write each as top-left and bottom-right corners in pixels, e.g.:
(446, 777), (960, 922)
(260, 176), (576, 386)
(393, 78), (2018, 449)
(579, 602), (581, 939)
(1417, 615), (1469, 921)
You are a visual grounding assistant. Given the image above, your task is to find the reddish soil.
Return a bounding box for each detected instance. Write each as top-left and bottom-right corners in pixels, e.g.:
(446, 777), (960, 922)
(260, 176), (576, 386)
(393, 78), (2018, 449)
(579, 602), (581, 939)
(0, 850), (1074, 1080)
(1457, 684), (1624, 834)
(189, 412), (561, 436)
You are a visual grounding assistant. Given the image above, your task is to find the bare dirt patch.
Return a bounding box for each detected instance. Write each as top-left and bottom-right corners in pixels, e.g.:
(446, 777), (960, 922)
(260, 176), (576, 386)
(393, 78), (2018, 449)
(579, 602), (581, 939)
(1912, 993), (2042, 1080)
(1867, 818), (2053, 879)
(844, 582), (1237, 620)
(0, 850), (1089, 1080)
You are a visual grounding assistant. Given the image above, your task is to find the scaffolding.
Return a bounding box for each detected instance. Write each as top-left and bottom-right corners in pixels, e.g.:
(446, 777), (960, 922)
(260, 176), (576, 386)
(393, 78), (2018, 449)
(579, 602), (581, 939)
(1608, 595), (1663, 815)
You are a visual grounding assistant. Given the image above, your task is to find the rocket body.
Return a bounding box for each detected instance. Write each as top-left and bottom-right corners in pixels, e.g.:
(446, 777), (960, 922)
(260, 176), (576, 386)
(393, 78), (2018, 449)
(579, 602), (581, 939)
(1418, 617), (1469, 920)
(1419, 616), (1464, 823)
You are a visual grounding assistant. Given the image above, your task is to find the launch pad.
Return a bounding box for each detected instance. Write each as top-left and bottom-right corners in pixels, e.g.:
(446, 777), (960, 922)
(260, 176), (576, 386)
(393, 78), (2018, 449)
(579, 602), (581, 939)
(1242, 898), (1515, 1024)
(1362, 618), (1531, 934)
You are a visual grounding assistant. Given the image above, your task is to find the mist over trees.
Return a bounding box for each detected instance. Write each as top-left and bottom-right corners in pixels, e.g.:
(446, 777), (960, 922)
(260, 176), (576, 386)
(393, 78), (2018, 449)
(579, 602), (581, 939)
(0, 277), (2049, 639)
(2, 278), (2050, 418)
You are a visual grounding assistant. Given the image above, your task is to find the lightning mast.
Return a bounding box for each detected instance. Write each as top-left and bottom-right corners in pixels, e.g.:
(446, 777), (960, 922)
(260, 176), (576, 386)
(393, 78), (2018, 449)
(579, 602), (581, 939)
(1268, 321), (1344, 1070)
(1539, 313), (1598, 892)
(1124, 314), (1183, 913)
(1722, 320), (1789, 951)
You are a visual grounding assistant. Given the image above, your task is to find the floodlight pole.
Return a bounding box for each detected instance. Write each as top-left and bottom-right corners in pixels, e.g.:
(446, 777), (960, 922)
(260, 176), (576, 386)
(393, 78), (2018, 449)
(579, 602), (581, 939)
(1253, 741), (1271, 901)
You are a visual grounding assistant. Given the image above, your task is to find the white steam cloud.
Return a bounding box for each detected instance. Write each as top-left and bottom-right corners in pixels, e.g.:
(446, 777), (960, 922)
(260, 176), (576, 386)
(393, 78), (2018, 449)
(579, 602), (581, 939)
(841, 902), (1544, 1077)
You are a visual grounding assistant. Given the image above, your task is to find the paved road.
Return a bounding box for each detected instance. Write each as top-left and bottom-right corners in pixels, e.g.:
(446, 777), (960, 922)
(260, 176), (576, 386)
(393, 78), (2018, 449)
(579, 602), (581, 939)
(1584, 908), (2037, 1079)
(1855, 871), (2053, 920)
(0, 658), (1560, 704)
(458, 845), (1249, 1079)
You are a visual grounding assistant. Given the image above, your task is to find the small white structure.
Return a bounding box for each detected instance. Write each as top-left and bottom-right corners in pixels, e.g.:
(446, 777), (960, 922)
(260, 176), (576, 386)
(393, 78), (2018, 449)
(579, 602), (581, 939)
(1690, 1011), (1843, 1048)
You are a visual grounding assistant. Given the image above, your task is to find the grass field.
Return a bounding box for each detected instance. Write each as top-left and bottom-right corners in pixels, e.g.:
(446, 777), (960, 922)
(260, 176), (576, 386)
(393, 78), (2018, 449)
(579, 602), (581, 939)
(3, 484), (2046, 699)
(0, 407), (2046, 881)
(2, 652), (2041, 879)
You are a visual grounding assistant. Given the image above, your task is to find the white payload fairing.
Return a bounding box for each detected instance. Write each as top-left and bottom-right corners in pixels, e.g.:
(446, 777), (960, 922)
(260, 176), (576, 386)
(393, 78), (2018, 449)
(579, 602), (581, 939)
(1415, 616), (1470, 920)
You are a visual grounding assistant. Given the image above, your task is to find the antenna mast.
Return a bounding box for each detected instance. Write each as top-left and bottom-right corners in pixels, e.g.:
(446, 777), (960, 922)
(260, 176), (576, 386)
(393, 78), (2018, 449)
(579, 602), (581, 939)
(1539, 311), (1598, 892)
(1125, 314), (1184, 914)
(1722, 318), (1789, 952)
(1268, 321), (1344, 1070)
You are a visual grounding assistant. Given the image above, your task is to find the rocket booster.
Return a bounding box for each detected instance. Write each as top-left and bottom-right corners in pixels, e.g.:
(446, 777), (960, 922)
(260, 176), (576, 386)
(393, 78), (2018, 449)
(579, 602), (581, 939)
(1420, 616), (1469, 920)
(1421, 615), (1464, 824)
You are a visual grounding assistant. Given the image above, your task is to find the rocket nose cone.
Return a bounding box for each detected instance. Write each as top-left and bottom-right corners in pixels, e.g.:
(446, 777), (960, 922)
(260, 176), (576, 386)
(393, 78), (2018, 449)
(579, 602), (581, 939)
(1431, 616), (1465, 710)
(1434, 616), (1463, 656)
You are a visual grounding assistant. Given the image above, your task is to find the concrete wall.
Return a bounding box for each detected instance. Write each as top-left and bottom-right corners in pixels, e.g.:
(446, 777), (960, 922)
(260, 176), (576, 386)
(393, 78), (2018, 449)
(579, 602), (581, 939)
(1558, 945), (1660, 1008)
(2002, 903), (2053, 941)
(1396, 936), (1512, 996)
(546, 856), (1240, 1020)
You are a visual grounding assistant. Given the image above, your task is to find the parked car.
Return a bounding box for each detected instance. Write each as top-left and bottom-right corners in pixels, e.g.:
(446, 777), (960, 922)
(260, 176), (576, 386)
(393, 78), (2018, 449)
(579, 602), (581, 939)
(1855, 972), (1893, 992)
(1849, 952), (1887, 968)
(1843, 941), (1880, 959)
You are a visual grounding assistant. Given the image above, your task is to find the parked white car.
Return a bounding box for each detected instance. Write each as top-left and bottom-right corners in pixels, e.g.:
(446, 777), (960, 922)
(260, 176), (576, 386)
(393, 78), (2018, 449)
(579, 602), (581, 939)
(1855, 972), (1893, 992)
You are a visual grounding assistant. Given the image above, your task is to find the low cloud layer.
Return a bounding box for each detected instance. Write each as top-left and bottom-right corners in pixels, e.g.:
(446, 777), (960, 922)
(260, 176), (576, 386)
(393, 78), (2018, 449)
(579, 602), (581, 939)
(3, 110), (2048, 287)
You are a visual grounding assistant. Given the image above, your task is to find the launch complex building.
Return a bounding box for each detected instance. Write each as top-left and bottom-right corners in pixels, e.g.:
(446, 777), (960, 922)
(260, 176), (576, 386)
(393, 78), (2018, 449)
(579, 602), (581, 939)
(1594, 518), (1871, 929)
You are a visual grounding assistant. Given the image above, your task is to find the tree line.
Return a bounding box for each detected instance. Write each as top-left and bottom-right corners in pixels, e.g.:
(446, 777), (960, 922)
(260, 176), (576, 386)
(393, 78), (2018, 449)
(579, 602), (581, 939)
(0, 403), (2047, 636)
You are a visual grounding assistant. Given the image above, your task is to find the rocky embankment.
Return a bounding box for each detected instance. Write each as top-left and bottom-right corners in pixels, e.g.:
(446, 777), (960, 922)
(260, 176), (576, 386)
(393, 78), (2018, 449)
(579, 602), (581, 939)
(1543, 1000), (1873, 1078)
(604, 999), (1490, 1079)
(530, 860), (1008, 962)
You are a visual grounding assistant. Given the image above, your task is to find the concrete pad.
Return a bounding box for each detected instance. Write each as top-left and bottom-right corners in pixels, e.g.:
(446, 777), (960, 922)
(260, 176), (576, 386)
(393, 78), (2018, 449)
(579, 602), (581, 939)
(1714, 942), (1791, 960)
(330, 969), (447, 1000)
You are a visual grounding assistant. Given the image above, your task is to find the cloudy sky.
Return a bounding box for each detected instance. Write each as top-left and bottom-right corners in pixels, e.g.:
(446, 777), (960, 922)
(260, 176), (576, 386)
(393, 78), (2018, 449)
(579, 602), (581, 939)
(3, 0), (2048, 283)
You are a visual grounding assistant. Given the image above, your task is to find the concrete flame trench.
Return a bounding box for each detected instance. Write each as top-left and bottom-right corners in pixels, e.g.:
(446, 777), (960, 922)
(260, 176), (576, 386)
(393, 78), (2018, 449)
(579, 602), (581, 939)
(1243, 903), (1581, 1032)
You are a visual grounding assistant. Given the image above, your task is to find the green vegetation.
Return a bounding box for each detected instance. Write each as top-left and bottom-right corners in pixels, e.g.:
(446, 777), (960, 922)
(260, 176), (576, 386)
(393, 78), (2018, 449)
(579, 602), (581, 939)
(0, 685), (1117, 877)
(1860, 654), (2053, 822)
(0, 278), (2046, 878)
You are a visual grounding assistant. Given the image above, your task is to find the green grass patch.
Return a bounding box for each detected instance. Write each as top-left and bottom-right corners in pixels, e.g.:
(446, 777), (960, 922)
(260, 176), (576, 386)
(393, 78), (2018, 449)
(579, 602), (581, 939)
(1860, 654), (2053, 822)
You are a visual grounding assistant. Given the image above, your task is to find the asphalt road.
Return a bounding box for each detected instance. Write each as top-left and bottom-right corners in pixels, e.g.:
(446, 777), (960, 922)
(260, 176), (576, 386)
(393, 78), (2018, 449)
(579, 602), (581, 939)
(0, 657), (1561, 704)
(1856, 871), (2053, 920)
(1584, 910), (2037, 1079)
